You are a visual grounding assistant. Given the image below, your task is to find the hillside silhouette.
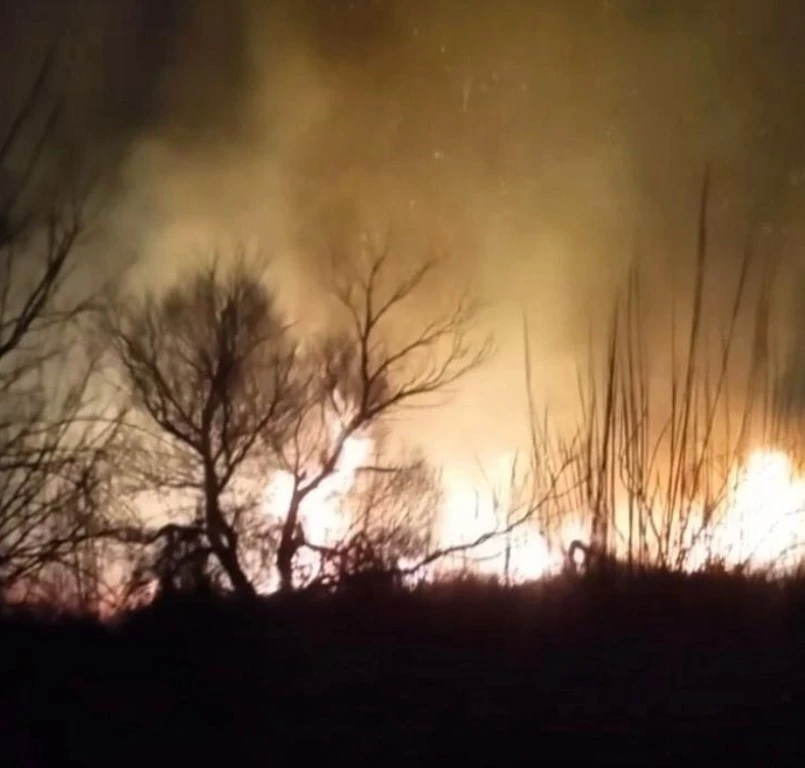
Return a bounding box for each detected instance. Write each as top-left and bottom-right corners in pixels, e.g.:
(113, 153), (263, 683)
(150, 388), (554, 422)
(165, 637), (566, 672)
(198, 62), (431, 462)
(3, 571), (805, 765)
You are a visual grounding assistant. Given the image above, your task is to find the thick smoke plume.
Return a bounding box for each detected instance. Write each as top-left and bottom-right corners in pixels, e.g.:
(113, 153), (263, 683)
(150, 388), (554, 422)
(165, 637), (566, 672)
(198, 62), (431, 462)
(3, 0), (805, 466)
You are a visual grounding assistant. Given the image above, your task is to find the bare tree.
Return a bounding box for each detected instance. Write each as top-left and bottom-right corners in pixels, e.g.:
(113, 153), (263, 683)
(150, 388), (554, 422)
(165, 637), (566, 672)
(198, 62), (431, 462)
(105, 242), (568, 597)
(0, 50), (115, 601)
(0, 361), (119, 598)
(103, 257), (296, 599)
(267, 244), (492, 591)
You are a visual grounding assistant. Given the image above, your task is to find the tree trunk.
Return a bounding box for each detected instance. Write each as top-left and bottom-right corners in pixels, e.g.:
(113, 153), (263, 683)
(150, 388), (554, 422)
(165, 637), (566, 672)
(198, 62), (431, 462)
(202, 462), (256, 600)
(276, 497), (302, 592)
(212, 530), (256, 599)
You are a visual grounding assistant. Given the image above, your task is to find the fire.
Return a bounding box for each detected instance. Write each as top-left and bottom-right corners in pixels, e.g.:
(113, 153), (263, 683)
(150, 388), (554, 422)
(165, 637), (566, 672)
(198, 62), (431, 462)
(651, 448), (805, 573)
(263, 441), (577, 586)
(435, 458), (565, 582)
(707, 449), (805, 571)
(263, 434), (805, 588)
(262, 428), (373, 585)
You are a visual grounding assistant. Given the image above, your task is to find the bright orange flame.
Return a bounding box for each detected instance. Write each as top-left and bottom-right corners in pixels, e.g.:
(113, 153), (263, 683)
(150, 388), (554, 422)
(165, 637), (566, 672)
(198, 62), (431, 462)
(263, 443), (580, 586)
(435, 457), (569, 581)
(263, 435), (805, 588)
(710, 449), (805, 571)
(262, 427), (373, 586)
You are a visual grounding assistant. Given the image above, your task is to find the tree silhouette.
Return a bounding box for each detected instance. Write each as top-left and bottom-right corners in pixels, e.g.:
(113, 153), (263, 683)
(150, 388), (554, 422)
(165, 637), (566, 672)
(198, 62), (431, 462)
(105, 241), (497, 596)
(103, 257), (295, 599)
(0, 50), (114, 601)
(268, 241), (492, 591)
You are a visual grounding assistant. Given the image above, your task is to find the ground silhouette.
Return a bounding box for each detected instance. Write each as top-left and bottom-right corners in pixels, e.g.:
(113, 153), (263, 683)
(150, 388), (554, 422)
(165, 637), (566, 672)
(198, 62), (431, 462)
(2, 571), (805, 765)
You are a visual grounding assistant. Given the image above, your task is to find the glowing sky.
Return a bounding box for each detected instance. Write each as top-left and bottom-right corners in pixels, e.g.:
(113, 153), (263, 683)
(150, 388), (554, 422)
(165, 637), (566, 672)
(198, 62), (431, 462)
(3, 1), (805, 583)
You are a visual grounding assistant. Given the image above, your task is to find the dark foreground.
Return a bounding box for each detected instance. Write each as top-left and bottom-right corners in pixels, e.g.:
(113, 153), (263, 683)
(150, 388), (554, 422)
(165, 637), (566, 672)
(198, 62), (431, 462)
(3, 573), (805, 766)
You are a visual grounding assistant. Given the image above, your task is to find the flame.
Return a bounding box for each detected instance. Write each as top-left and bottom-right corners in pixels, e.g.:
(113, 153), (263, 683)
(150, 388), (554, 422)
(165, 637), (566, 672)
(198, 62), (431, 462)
(263, 441), (577, 587)
(703, 449), (805, 571)
(262, 425), (373, 585)
(435, 458), (565, 582)
(263, 435), (805, 588)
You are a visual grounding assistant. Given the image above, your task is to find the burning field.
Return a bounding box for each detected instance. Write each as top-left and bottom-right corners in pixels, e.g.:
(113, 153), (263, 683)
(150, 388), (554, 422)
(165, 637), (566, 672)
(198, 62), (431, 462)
(4, 1), (805, 762)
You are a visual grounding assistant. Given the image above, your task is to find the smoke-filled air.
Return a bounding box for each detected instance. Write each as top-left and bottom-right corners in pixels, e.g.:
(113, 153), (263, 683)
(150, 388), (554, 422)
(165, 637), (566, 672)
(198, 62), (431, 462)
(11, 3), (805, 763)
(2, 0), (805, 608)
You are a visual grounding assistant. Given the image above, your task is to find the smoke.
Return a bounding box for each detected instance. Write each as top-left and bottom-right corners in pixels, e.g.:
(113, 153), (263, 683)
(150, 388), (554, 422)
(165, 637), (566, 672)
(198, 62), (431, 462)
(4, 0), (805, 461)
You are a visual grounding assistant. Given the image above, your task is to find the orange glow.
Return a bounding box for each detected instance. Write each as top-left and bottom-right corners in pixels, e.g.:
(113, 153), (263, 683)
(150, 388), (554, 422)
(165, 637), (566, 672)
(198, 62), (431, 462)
(702, 449), (805, 572)
(262, 426), (373, 586)
(263, 434), (805, 587)
(434, 457), (570, 582)
(263, 442), (582, 586)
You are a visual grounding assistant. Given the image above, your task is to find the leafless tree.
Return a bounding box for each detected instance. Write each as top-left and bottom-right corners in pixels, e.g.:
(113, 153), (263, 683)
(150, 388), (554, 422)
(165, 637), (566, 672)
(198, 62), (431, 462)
(0, 50), (117, 602)
(266, 242), (492, 591)
(102, 257), (296, 599)
(0, 368), (120, 600)
(104, 241), (580, 597)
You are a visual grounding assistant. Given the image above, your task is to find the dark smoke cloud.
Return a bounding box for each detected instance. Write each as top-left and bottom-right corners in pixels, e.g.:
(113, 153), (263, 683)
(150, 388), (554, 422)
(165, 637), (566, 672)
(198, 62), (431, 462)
(0, 0), (258, 185)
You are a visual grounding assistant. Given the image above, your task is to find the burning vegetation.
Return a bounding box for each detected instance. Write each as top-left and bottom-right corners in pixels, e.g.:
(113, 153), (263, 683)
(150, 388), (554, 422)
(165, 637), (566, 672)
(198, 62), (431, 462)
(1, 126), (804, 607)
(5, 5), (805, 764)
